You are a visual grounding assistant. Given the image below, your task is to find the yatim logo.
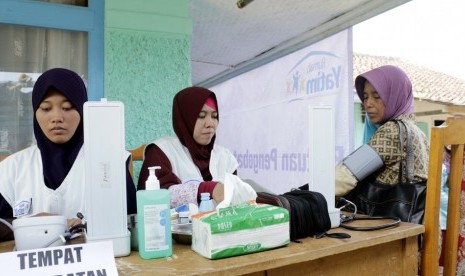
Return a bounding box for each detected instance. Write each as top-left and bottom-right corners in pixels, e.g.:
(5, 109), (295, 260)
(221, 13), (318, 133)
(286, 51), (342, 95)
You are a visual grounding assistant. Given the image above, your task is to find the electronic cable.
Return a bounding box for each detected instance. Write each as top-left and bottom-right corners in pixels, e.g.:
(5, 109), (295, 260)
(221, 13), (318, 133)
(337, 198), (401, 231)
(0, 217), (14, 232)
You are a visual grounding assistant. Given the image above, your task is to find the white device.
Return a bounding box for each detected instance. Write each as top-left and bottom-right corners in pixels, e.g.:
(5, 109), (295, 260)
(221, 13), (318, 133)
(13, 216), (67, 251)
(308, 106), (340, 228)
(83, 98), (130, 257)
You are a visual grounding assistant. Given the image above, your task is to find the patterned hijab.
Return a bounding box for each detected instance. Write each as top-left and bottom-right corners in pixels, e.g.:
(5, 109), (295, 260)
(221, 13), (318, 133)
(355, 65), (414, 124)
(32, 68), (88, 190)
(172, 87), (218, 180)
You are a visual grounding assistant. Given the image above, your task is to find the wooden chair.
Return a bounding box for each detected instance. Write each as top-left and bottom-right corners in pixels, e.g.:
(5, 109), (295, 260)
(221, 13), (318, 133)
(0, 153), (9, 162)
(128, 144), (146, 179)
(0, 149), (10, 162)
(421, 116), (465, 276)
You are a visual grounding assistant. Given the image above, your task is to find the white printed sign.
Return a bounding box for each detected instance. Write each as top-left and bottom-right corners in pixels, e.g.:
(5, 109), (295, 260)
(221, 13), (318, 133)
(212, 29), (353, 194)
(0, 241), (117, 276)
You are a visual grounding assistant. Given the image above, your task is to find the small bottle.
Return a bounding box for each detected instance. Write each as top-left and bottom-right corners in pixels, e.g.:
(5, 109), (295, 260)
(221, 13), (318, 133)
(198, 192), (215, 213)
(136, 166), (172, 259)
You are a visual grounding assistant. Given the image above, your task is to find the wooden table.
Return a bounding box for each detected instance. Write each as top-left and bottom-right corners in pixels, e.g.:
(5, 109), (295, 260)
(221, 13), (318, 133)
(0, 221), (424, 275)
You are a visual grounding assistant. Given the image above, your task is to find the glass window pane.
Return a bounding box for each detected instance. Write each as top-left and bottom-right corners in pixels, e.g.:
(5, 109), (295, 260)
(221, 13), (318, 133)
(0, 24), (87, 160)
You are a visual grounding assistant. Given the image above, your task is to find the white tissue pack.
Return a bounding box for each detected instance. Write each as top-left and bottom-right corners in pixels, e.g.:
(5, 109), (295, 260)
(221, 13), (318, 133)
(191, 202), (289, 259)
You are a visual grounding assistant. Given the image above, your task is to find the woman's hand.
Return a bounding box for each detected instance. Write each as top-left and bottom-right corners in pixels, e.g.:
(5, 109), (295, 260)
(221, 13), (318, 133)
(212, 182), (224, 203)
(67, 218), (82, 230)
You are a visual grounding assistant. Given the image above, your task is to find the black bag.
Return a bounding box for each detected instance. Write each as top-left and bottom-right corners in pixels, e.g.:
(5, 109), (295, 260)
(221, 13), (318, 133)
(255, 192), (291, 211)
(282, 189), (332, 239)
(343, 179), (426, 224)
(341, 120), (427, 224)
(257, 185), (350, 241)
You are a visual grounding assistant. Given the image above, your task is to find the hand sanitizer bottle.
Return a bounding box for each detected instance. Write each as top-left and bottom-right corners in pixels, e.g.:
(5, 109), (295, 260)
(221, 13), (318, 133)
(198, 192), (215, 213)
(137, 166), (172, 259)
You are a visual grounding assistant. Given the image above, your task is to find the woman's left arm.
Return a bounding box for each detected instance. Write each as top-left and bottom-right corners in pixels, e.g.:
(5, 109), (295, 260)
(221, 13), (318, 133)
(0, 194), (14, 241)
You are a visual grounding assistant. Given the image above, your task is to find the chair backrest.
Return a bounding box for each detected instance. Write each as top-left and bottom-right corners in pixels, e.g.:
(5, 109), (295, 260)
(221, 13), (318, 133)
(422, 116), (465, 276)
(0, 149), (10, 162)
(0, 153), (9, 162)
(128, 144), (146, 179)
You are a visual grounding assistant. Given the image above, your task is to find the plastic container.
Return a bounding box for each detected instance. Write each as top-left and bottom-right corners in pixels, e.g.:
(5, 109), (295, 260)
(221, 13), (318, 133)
(199, 192), (215, 213)
(13, 215), (67, 251)
(136, 166), (172, 259)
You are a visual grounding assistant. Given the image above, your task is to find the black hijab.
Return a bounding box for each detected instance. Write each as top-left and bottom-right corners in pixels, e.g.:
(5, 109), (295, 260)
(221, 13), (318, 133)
(32, 68), (88, 189)
(172, 86), (218, 180)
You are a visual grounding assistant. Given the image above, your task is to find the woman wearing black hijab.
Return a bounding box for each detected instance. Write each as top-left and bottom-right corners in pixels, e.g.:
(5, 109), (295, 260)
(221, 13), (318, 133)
(0, 68), (136, 241)
(138, 86), (238, 208)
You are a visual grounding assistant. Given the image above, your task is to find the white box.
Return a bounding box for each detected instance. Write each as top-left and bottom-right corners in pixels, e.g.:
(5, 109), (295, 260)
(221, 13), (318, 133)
(308, 106), (340, 228)
(83, 99), (130, 257)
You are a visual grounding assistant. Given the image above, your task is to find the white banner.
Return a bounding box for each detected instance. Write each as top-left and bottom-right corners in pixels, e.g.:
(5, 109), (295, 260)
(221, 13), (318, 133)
(212, 29), (353, 194)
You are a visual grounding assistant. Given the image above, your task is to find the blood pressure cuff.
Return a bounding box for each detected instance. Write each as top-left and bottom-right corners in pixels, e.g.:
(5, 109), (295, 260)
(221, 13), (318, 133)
(342, 144), (384, 182)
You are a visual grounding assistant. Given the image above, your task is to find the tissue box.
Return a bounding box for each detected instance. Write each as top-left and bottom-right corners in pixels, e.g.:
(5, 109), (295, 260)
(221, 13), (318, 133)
(191, 202), (290, 259)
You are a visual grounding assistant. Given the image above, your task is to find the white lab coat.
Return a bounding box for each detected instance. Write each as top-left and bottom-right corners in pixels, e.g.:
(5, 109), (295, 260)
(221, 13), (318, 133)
(0, 146), (86, 218)
(153, 136), (238, 183)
